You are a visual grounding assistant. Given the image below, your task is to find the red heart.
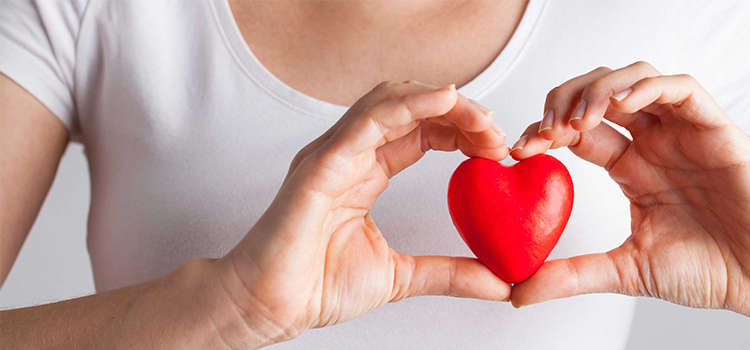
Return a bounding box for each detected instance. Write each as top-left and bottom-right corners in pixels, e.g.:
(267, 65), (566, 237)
(447, 155), (574, 283)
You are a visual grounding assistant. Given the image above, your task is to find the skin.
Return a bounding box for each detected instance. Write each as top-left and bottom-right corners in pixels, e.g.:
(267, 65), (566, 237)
(1, 2), (748, 349)
(1, 1), (521, 348)
(0, 74), (246, 349)
(222, 81), (512, 343)
(0, 73), (68, 283)
(509, 61), (750, 316)
(1, 71), (510, 348)
(228, 0), (528, 105)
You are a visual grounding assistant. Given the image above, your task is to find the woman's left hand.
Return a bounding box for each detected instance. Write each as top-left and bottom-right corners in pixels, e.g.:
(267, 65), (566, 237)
(509, 61), (750, 316)
(218, 80), (512, 348)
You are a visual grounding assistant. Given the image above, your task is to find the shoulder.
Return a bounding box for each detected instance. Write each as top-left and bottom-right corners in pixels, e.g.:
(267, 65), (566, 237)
(0, 0), (94, 135)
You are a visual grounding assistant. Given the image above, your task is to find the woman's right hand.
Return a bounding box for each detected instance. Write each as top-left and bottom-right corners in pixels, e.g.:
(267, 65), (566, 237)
(508, 62), (750, 316)
(216, 81), (512, 348)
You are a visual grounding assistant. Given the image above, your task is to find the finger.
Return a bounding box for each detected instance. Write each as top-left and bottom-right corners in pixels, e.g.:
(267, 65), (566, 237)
(390, 252), (511, 302)
(538, 66), (612, 140)
(512, 120), (631, 171)
(369, 81), (496, 133)
(377, 122), (509, 178)
(428, 112), (507, 150)
(572, 61), (662, 132)
(430, 109), (507, 150)
(568, 121), (632, 170)
(287, 80), (447, 178)
(461, 123), (508, 150)
(511, 120), (582, 160)
(509, 122), (554, 160)
(445, 98), (496, 133)
(609, 74), (731, 130)
(353, 80), (435, 107)
(511, 247), (643, 308)
(328, 84), (459, 157)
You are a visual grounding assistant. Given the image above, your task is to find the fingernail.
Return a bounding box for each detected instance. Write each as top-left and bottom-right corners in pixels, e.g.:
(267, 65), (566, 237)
(569, 100), (587, 121)
(470, 99), (493, 117)
(440, 84), (456, 92)
(492, 124), (506, 139)
(612, 87), (633, 101)
(511, 135), (528, 152)
(538, 109), (554, 133)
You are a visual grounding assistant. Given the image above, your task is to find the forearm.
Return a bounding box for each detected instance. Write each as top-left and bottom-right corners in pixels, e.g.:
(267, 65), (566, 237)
(0, 258), (272, 349)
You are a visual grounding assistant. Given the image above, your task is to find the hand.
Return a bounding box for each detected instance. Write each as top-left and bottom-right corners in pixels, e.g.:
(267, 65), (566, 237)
(509, 61), (750, 316)
(217, 81), (512, 347)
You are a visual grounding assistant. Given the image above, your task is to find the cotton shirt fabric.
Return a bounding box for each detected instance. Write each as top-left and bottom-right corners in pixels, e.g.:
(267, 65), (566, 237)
(2, 0), (750, 349)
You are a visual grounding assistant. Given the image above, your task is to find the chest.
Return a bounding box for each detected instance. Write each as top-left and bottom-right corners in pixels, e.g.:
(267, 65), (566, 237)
(228, 0), (528, 106)
(75, 0), (664, 292)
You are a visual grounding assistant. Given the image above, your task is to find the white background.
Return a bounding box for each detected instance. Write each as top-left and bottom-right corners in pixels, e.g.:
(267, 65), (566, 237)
(2, 144), (749, 349)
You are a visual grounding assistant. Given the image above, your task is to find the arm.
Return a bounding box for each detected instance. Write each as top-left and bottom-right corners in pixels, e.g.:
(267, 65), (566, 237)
(1, 78), (511, 348)
(0, 74), (270, 349)
(0, 73), (67, 283)
(0, 259), (266, 349)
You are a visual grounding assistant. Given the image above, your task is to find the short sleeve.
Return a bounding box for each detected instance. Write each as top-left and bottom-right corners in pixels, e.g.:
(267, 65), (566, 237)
(0, 0), (90, 133)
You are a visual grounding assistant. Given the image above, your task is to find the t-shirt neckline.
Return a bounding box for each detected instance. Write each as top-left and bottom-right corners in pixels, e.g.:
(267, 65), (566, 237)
(210, 0), (547, 121)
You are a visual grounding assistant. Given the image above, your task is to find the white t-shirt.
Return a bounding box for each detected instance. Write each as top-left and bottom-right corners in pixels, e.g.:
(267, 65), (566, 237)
(2, 0), (750, 349)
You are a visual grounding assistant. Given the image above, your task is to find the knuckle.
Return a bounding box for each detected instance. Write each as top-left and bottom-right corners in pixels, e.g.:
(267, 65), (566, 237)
(396, 94), (409, 104)
(402, 79), (418, 84)
(383, 90), (401, 101)
(300, 130), (332, 153)
(393, 94), (411, 110)
(390, 254), (416, 302)
(357, 104), (382, 126)
(373, 80), (395, 92)
(302, 147), (324, 168)
(358, 104), (391, 134)
(586, 78), (609, 95)
(291, 149), (307, 168)
(377, 82), (405, 101)
(546, 86), (566, 102)
(291, 139), (321, 170)
(396, 96), (414, 120)
(446, 259), (458, 297)
(307, 146), (339, 172)
(632, 61), (661, 75)
(593, 66), (612, 74)
(526, 122), (542, 135)
(638, 76), (659, 87)
(677, 73), (697, 84)
(362, 81), (398, 104)
(633, 60), (653, 69)
(379, 80), (395, 87)
(358, 104), (375, 117)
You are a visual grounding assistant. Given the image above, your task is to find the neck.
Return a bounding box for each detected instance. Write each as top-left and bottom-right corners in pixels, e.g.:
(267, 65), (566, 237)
(227, 0), (529, 105)
(231, 0), (477, 32)
(299, 1), (468, 25)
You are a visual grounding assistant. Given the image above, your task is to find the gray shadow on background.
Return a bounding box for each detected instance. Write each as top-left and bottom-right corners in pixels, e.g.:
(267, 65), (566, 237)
(626, 298), (750, 350)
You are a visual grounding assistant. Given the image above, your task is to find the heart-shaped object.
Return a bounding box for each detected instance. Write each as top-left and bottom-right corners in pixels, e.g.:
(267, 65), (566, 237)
(447, 155), (574, 283)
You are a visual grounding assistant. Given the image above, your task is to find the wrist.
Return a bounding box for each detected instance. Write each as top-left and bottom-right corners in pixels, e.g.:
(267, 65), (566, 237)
(166, 257), (281, 350)
(206, 254), (300, 348)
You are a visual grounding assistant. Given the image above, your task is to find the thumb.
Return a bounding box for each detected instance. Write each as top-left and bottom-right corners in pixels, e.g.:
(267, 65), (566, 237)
(389, 253), (511, 302)
(512, 118), (631, 173)
(510, 246), (643, 307)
